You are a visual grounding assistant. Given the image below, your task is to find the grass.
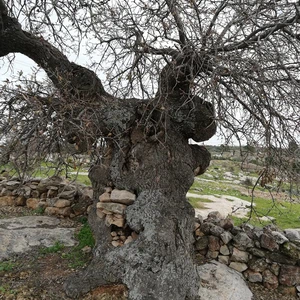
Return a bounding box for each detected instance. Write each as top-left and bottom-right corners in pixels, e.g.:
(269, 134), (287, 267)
(188, 197), (213, 209)
(190, 159), (300, 229)
(0, 260), (16, 272)
(62, 217), (95, 268)
(40, 241), (65, 254)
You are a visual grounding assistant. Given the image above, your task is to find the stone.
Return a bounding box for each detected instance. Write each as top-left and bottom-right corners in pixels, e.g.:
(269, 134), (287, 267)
(281, 242), (300, 260)
(210, 224), (224, 237)
(271, 231), (289, 244)
(97, 202), (127, 215)
(260, 233), (279, 251)
(0, 195), (15, 206)
(99, 192), (111, 202)
(233, 232), (254, 250)
(104, 187), (113, 193)
(248, 258), (268, 272)
(0, 216), (76, 260)
(231, 247), (249, 263)
(105, 214), (125, 227)
(54, 199), (71, 208)
(262, 269), (279, 289)
(110, 189), (136, 205)
(57, 207), (72, 217)
(58, 189), (76, 199)
(96, 209), (105, 219)
(5, 180), (21, 189)
(37, 176), (63, 192)
(201, 222), (213, 234)
(47, 189), (58, 198)
(278, 286), (297, 296)
(207, 211), (222, 222)
(195, 236), (209, 251)
(124, 236), (133, 245)
(279, 265), (300, 286)
(229, 262), (248, 273)
(15, 196), (26, 206)
(243, 270), (263, 283)
(247, 247), (266, 258)
(220, 245), (230, 256)
(220, 231), (233, 244)
(208, 235), (220, 252)
(112, 241), (120, 247)
(219, 218), (234, 230)
(284, 229), (300, 242)
(46, 197), (58, 206)
(198, 261), (253, 300)
(44, 207), (60, 215)
(270, 262), (280, 276)
(38, 201), (48, 209)
(218, 255), (229, 265)
(269, 252), (297, 265)
(26, 198), (40, 210)
(206, 250), (219, 259)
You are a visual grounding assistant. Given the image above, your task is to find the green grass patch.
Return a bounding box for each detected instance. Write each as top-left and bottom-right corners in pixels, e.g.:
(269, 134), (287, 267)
(40, 241), (65, 254)
(0, 260), (16, 272)
(188, 197), (213, 209)
(63, 218), (95, 268)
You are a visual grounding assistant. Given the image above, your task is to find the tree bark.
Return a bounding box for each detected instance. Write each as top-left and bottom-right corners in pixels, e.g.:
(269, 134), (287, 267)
(65, 128), (213, 300)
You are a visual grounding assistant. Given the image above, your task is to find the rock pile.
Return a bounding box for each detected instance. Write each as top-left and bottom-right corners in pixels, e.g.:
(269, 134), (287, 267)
(194, 211), (300, 297)
(0, 176), (93, 218)
(97, 188), (139, 247)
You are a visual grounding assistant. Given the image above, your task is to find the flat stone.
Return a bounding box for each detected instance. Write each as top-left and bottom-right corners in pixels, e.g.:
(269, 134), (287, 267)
(231, 247), (249, 263)
(279, 265), (300, 286)
(26, 198), (40, 210)
(54, 199), (71, 208)
(58, 190), (76, 199)
(198, 261), (253, 300)
(229, 262), (248, 273)
(99, 192), (111, 202)
(218, 255), (229, 265)
(110, 189), (136, 205)
(272, 231), (289, 244)
(244, 270), (263, 283)
(97, 202), (127, 215)
(0, 216), (76, 260)
(220, 231), (233, 244)
(233, 232), (254, 250)
(263, 269), (279, 289)
(0, 195), (15, 206)
(220, 245), (230, 256)
(195, 236), (209, 251)
(260, 233), (279, 251)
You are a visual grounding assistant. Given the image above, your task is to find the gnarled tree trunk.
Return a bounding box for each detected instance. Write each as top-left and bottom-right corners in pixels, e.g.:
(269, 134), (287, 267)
(65, 128), (213, 300)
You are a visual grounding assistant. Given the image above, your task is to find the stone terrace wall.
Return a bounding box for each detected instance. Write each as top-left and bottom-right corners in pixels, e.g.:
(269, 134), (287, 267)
(0, 176), (93, 217)
(194, 211), (300, 297)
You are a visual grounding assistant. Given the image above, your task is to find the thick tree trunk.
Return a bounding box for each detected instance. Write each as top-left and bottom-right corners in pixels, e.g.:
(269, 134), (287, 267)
(65, 129), (211, 300)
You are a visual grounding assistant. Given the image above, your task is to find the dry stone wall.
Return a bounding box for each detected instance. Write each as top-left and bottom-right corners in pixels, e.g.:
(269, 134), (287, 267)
(0, 176), (93, 217)
(194, 211), (300, 297)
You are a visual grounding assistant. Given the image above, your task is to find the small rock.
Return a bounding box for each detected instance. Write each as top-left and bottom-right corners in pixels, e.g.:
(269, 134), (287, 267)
(243, 270), (263, 283)
(220, 231), (233, 244)
(111, 241), (120, 247)
(279, 265), (300, 286)
(110, 189), (136, 205)
(229, 262), (248, 273)
(231, 247), (249, 263)
(26, 198), (40, 210)
(124, 236), (133, 245)
(260, 233), (279, 251)
(263, 269), (279, 289)
(218, 255), (229, 265)
(220, 245), (230, 256)
(81, 246), (92, 253)
(97, 202), (127, 215)
(99, 192), (111, 202)
(54, 199), (71, 208)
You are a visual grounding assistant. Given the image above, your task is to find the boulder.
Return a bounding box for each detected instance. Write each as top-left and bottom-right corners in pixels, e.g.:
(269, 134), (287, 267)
(198, 261), (253, 300)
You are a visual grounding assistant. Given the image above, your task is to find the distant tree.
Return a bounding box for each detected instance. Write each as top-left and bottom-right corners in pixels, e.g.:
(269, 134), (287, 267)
(0, 0), (299, 299)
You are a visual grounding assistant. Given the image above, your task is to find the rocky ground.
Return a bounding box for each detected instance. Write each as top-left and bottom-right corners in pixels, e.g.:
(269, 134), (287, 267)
(0, 206), (298, 300)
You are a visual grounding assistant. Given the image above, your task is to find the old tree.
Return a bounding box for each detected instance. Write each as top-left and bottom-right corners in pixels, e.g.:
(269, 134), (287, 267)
(0, 0), (300, 299)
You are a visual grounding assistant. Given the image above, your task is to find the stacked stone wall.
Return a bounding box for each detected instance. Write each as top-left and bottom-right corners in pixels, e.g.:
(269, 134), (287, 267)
(194, 211), (300, 297)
